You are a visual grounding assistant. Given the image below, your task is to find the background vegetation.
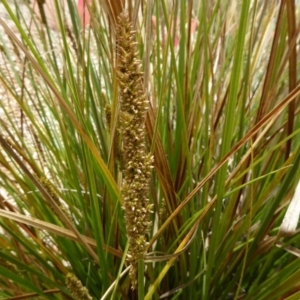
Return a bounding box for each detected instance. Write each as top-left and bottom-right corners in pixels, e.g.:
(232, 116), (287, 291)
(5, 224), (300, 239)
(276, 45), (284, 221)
(0, 0), (299, 299)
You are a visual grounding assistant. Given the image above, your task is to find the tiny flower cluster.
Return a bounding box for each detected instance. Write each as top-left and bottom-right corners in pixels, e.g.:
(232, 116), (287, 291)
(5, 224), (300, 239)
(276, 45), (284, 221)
(65, 272), (92, 300)
(38, 176), (73, 222)
(0, 258), (22, 276)
(116, 11), (153, 288)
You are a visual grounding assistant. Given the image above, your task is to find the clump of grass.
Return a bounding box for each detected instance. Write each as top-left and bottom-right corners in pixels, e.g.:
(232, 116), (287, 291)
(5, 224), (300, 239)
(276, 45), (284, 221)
(0, 0), (299, 299)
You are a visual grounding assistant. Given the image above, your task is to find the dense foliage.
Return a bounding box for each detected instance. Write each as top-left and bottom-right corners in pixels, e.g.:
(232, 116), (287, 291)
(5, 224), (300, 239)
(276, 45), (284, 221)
(0, 0), (299, 299)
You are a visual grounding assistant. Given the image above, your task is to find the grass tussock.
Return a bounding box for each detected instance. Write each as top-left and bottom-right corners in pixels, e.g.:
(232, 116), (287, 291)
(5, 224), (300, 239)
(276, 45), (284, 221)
(0, 0), (299, 299)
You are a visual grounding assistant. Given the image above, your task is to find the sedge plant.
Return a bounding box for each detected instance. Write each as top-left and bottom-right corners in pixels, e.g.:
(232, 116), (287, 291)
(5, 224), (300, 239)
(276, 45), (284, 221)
(0, 0), (300, 299)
